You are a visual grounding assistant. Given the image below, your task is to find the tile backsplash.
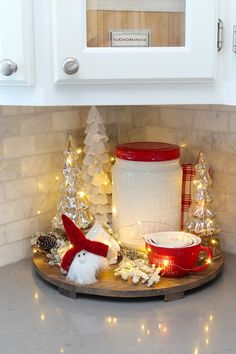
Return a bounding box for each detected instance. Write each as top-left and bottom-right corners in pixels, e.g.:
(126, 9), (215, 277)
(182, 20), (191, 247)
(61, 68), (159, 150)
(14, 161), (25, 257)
(0, 104), (236, 266)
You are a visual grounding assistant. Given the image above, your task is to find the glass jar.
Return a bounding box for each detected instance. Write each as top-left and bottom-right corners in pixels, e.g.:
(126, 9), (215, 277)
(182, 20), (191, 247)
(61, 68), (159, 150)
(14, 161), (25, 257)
(112, 142), (182, 250)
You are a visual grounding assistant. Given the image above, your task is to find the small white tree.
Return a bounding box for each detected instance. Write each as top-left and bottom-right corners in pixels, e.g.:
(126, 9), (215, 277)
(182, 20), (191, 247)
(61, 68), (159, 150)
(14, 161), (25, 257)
(83, 107), (112, 225)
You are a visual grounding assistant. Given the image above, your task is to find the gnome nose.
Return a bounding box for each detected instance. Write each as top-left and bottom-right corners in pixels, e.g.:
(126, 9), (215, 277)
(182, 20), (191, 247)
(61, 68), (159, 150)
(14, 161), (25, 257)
(77, 251), (87, 264)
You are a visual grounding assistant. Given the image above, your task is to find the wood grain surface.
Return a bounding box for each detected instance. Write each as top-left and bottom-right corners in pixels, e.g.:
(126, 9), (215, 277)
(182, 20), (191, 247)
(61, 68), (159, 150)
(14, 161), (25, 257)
(87, 10), (185, 47)
(33, 254), (224, 301)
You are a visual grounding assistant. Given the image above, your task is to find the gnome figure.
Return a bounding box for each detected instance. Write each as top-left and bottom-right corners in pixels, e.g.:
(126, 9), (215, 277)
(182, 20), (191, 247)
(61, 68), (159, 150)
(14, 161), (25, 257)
(61, 214), (109, 285)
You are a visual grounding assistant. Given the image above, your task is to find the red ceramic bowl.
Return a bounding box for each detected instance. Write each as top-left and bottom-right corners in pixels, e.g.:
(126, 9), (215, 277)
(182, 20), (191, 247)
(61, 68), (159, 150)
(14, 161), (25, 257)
(145, 232), (212, 278)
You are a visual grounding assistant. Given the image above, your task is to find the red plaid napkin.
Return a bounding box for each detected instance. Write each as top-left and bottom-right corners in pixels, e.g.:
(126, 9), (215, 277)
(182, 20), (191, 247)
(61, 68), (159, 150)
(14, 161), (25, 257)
(181, 164), (195, 230)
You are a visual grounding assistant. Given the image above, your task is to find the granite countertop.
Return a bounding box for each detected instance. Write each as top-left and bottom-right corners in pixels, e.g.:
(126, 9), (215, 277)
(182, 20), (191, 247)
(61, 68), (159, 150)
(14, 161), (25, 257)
(0, 254), (235, 354)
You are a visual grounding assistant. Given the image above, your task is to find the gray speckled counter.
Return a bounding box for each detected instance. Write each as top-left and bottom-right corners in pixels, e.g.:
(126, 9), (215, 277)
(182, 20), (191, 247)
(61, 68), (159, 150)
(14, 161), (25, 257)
(0, 254), (234, 354)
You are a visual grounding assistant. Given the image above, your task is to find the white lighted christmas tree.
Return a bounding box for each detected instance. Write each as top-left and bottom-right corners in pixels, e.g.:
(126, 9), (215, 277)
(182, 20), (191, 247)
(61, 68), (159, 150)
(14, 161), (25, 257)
(52, 135), (94, 231)
(83, 106), (112, 225)
(185, 152), (219, 237)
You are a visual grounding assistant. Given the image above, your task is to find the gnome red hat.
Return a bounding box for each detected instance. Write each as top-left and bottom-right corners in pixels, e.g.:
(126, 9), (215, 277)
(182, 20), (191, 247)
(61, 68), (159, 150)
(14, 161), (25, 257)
(61, 214), (109, 272)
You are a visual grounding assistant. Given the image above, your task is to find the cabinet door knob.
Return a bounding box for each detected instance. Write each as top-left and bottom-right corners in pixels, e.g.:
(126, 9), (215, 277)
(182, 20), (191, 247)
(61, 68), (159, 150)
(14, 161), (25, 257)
(0, 59), (17, 76)
(62, 58), (79, 75)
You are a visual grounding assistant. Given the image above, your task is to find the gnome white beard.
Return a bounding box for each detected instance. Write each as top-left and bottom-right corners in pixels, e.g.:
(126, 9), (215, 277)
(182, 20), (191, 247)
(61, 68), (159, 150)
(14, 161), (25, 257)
(66, 250), (108, 285)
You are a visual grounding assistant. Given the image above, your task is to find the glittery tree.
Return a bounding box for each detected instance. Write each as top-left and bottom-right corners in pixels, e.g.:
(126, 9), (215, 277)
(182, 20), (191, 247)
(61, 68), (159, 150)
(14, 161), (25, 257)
(83, 106), (112, 225)
(52, 135), (94, 231)
(185, 152), (221, 257)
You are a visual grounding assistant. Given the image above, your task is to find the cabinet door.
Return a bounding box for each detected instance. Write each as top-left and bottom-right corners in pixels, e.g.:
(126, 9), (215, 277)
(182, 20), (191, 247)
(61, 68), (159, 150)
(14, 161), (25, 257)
(0, 0), (34, 85)
(53, 0), (218, 84)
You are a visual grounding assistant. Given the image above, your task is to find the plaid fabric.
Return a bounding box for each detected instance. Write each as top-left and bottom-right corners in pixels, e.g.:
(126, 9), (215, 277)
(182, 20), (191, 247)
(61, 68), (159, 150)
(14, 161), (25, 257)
(181, 164), (195, 230)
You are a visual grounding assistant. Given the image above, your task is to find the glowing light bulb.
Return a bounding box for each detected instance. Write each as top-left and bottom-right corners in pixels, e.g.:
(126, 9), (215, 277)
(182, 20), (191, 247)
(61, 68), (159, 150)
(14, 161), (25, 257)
(163, 327), (167, 333)
(113, 317), (117, 324)
(110, 157), (115, 162)
(147, 247), (151, 253)
(79, 191), (85, 198)
(158, 324), (162, 329)
(180, 143), (187, 148)
(207, 258), (212, 265)
(112, 206), (117, 215)
(209, 315), (213, 321)
(163, 260), (169, 267)
(205, 325), (209, 333)
(211, 239), (217, 245)
(206, 339), (209, 345)
(34, 292), (39, 300)
(33, 249), (37, 254)
(137, 338), (141, 343)
(147, 330), (150, 335)
(40, 313), (45, 321)
(77, 148), (82, 154)
(60, 349), (64, 353)
(194, 348), (199, 354)
(141, 324), (145, 331)
(37, 210), (41, 215)
(55, 176), (59, 181)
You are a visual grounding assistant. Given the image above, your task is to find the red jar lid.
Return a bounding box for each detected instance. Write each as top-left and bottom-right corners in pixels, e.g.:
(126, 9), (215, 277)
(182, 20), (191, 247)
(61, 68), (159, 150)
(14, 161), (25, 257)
(115, 142), (180, 162)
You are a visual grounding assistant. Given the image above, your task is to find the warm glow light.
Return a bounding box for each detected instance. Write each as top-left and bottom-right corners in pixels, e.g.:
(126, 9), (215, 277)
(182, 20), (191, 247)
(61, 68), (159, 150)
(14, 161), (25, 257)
(207, 258), (212, 265)
(107, 317), (112, 323)
(211, 239), (217, 245)
(110, 157), (115, 162)
(60, 349), (64, 353)
(34, 292), (39, 300)
(205, 325), (209, 333)
(194, 348), (199, 354)
(33, 249), (37, 254)
(137, 338), (141, 343)
(163, 327), (167, 333)
(141, 324), (145, 331)
(77, 148), (82, 154)
(37, 210), (41, 215)
(163, 260), (169, 267)
(79, 191), (85, 198)
(113, 318), (117, 324)
(55, 176), (59, 181)
(40, 313), (45, 321)
(158, 324), (162, 329)
(147, 247), (151, 253)
(180, 143), (187, 148)
(206, 339), (209, 345)
(209, 315), (213, 322)
(112, 206), (117, 215)
(147, 330), (150, 335)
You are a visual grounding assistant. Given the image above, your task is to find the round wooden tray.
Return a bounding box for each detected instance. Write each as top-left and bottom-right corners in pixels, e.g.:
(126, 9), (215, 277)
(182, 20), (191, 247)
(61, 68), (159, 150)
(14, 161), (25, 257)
(33, 255), (224, 302)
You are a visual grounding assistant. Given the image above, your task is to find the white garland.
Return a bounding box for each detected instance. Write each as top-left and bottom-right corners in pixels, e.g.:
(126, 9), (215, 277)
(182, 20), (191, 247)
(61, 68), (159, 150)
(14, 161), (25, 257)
(114, 258), (161, 287)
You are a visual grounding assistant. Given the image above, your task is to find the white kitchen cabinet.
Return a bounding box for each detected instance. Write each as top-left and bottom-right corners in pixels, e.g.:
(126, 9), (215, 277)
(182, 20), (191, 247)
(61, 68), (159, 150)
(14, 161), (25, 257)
(52, 0), (218, 84)
(0, 0), (34, 86)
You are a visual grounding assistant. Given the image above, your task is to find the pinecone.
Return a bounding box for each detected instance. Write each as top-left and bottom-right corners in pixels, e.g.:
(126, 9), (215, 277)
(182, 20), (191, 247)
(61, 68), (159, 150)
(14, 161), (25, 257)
(36, 235), (57, 251)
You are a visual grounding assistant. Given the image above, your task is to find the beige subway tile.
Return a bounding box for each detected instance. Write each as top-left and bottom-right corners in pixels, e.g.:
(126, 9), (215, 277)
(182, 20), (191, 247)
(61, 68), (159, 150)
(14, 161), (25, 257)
(0, 183), (5, 204)
(214, 173), (236, 195)
(146, 126), (177, 144)
(31, 192), (59, 216)
(0, 198), (33, 226)
(228, 155), (236, 174)
(0, 159), (21, 182)
(6, 217), (38, 243)
(0, 116), (19, 137)
(212, 192), (227, 212)
(3, 136), (35, 159)
(211, 133), (236, 154)
(119, 125), (145, 143)
(119, 107), (132, 124)
(131, 106), (160, 126)
(37, 211), (55, 231)
(52, 111), (80, 131)
(177, 129), (211, 151)
(0, 106), (35, 116)
(4, 177), (39, 201)
(194, 110), (228, 132)
(205, 151), (228, 174)
(160, 108), (193, 129)
(226, 195), (236, 215)
(217, 212), (236, 234)
(229, 112), (236, 133)
(35, 132), (66, 154)
(37, 174), (60, 194)
(0, 225), (6, 246)
(50, 152), (63, 171)
(21, 154), (52, 177)
(0, 240), (27, 267)
(19, 113), (52, 135)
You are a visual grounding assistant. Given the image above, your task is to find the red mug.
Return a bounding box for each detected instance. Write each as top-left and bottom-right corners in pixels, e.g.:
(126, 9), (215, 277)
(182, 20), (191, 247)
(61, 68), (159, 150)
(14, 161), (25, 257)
(146, 242), (212, 278)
